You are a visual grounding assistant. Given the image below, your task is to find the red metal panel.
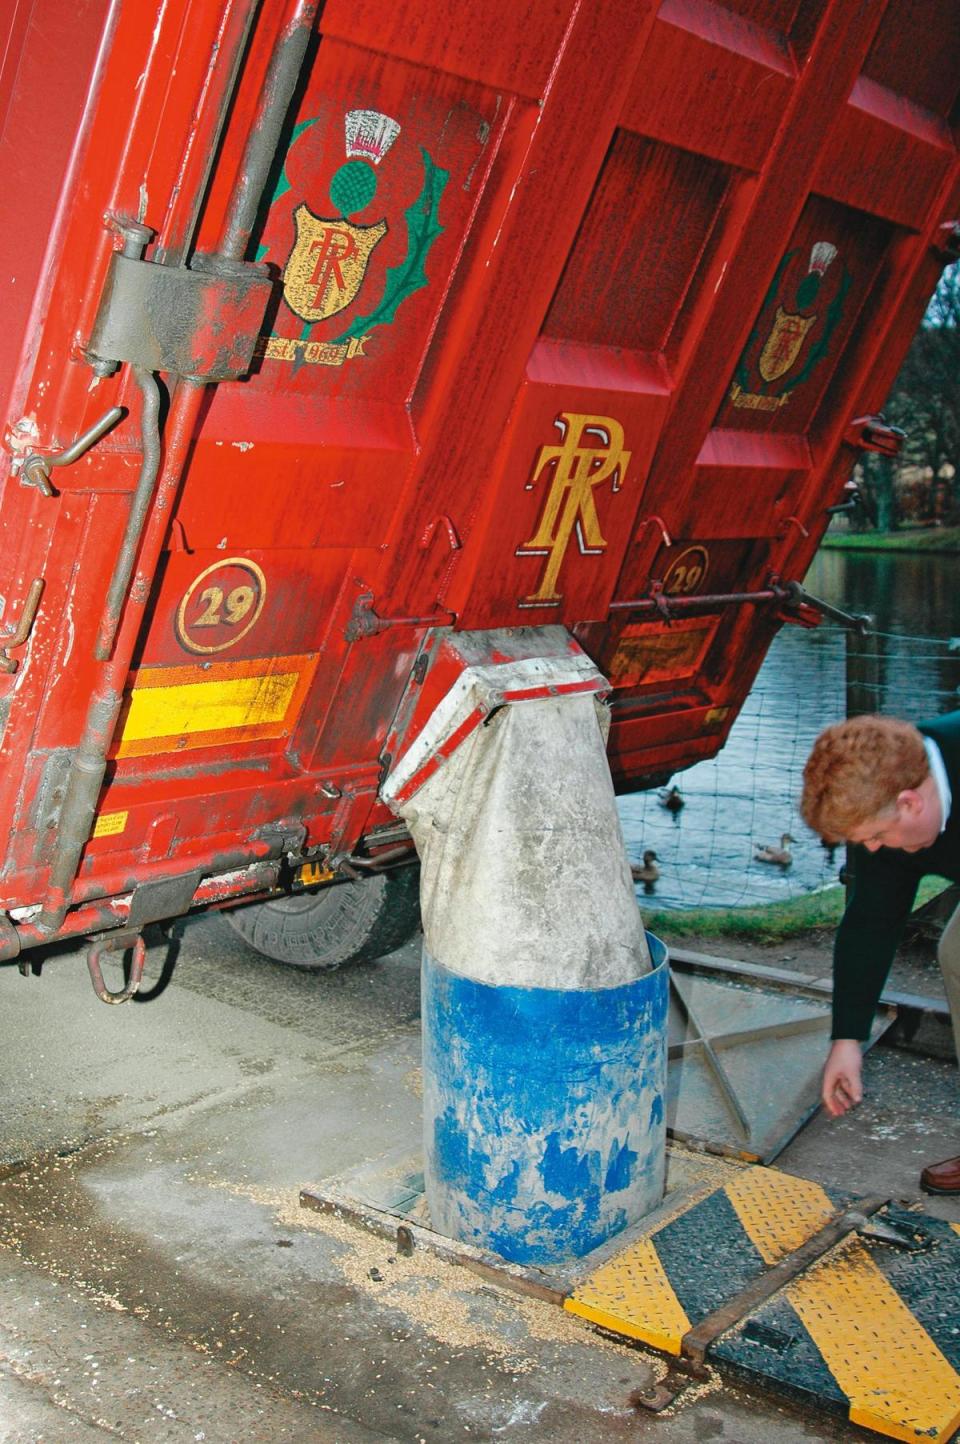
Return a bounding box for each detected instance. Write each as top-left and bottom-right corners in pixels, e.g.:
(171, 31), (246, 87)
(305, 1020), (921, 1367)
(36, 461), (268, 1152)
(318, 0), (576, 99)
(0, 0), (113, 426)
(0, 0), (957, 940)
(620, 0), (796, 171)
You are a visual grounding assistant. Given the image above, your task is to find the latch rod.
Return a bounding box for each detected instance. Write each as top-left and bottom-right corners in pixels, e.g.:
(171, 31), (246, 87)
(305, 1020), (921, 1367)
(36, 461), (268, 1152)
(95, 369), (162, 659)
(781, 580), (872, 635)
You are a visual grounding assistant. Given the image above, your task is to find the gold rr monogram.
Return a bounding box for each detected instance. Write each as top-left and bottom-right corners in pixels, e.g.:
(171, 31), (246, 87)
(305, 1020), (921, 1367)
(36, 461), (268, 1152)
(517, 412), (631, 606)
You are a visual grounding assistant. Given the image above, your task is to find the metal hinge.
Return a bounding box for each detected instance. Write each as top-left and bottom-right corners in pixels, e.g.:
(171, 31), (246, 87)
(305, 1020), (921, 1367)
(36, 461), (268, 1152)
(84, 215), (273, 382)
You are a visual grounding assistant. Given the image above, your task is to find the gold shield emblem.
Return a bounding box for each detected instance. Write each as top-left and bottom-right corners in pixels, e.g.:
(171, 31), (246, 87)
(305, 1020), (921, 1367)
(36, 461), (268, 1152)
(283, 204), (387, 323)
(758, 305), (816, 382)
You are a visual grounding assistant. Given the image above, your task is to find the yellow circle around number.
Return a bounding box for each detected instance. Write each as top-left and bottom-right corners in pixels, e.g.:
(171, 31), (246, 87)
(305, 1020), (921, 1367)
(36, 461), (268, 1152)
(662, 546), (710, 597)
(175, 557), (267, 655)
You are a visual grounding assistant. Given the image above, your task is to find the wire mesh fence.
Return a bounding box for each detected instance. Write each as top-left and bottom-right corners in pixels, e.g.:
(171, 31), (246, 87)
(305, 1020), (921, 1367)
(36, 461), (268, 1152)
(617, 623), (960, 911)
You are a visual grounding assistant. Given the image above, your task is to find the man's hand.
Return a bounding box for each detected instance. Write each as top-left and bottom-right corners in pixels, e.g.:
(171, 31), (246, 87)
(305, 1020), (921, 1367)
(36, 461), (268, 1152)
(822, 1038), (863, 1117)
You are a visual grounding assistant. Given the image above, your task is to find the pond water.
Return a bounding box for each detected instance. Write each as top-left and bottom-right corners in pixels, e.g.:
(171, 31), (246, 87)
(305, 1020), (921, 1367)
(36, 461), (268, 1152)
(618, 548), (960, 909)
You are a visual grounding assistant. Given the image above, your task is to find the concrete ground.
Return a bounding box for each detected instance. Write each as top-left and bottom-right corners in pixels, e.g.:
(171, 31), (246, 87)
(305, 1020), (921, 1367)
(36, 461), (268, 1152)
(0, 913), (957, 1444)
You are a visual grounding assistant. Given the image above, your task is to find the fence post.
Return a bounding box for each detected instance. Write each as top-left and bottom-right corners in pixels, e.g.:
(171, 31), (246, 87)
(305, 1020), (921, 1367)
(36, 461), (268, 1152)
(845, 623), (881, 720)
(843, 624), (881, 899)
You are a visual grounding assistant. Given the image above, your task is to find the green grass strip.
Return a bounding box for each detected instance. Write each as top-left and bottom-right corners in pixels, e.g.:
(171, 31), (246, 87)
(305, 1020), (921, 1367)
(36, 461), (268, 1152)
(641, 876), (952, 943)
(821, 526), (960, 554)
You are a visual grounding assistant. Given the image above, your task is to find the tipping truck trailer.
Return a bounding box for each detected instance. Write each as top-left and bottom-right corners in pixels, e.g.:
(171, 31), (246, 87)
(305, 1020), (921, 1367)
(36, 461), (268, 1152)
(0, 0), (958, 995)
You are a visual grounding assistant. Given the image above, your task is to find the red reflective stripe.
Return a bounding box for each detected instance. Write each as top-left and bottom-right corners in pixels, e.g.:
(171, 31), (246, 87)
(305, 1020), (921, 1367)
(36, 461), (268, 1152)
(392, 703), (486, 806)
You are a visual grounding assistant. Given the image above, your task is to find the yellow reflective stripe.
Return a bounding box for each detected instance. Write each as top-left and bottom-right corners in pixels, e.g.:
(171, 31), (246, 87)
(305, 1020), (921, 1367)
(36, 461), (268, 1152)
(119, 671), (299, 742)
(564, 1237), (691, 1354)
(787, 1239), (960, 1443)
(724, 1169), (836, 1264)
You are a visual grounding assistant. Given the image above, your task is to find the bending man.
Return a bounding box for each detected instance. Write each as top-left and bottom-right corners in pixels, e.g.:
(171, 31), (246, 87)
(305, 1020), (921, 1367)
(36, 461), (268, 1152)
(801, 711), (960, 1195)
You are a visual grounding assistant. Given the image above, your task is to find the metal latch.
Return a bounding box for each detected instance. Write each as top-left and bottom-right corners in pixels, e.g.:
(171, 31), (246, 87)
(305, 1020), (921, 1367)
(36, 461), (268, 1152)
(780, 579), (872, 635)
(0, 578), (44, 673)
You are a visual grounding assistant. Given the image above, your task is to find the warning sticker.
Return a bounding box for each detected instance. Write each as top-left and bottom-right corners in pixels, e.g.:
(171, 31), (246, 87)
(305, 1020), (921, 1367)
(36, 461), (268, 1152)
(92, 811), (128, 839)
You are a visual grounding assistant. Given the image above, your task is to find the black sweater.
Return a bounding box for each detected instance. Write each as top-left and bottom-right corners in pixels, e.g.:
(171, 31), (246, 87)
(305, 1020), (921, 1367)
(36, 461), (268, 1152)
(832, 711), (960, 1039)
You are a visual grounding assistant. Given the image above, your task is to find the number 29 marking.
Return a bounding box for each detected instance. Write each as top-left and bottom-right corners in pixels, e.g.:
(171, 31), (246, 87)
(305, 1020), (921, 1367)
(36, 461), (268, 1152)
(176, 558), (267, 654)
(193, 585), (256, 628)
(662, 546), (710, 597)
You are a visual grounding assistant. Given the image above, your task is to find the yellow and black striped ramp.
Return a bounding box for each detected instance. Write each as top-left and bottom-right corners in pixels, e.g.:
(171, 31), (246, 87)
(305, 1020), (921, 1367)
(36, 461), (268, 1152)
(566, 1168), (960, 1443)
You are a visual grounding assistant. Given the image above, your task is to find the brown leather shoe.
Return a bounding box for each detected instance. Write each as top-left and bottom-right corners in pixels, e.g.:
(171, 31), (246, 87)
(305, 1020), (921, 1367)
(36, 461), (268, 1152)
(920, 1155), (960, 1195)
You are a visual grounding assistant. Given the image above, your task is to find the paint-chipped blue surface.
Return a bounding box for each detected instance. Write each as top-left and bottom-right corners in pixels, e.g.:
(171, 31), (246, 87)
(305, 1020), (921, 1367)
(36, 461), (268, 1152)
(422, 936), (668, 1266)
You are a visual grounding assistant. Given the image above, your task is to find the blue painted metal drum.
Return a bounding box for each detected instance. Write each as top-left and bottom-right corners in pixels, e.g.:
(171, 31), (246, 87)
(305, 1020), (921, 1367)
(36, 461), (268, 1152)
(421, 934), (668, 1266)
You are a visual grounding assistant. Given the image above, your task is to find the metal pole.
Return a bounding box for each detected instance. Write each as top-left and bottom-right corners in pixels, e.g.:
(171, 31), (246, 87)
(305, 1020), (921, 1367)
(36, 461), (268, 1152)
(843, 623), (882, 899)
(220, 0), (319, 262)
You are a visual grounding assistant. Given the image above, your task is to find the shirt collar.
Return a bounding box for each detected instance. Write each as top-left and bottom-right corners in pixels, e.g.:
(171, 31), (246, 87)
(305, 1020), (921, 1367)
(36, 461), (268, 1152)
(924, 737), (952, 834)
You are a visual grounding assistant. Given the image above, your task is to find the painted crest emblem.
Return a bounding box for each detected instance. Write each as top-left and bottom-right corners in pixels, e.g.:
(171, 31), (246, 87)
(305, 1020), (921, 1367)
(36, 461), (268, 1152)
(730, 241), (850, 411)
(258, 108), (448, 370)
(757, 306), (816, 382)
(283, 205), (387, 323)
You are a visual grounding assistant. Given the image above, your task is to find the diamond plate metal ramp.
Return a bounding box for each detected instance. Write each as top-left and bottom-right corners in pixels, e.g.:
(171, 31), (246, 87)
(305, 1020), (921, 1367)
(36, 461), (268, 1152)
(666, 962), (893, 1162)
(566, 1166), (960, 1443)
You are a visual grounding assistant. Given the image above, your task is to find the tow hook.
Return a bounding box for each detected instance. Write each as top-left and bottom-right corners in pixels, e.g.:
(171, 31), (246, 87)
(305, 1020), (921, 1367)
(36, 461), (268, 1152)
(86, 930), (146, 1004)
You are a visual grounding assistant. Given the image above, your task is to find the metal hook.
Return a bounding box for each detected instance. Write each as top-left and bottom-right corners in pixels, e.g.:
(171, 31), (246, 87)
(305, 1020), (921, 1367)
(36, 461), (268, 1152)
(86, 931), (146, 1004)
(20, 407), (126, 496)
(0, 578), (45, 673)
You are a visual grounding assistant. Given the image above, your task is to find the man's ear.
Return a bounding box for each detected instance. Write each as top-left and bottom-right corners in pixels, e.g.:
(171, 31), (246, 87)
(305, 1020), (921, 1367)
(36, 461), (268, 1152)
(896, 788), (923, 816)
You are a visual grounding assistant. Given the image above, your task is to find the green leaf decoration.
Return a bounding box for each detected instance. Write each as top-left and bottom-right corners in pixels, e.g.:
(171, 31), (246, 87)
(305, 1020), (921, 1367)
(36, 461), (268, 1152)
(733, 249), (796, 392)
(788, 266), (851, 389)
(335, 147), (448, 342)
(256, 118), (320, 262)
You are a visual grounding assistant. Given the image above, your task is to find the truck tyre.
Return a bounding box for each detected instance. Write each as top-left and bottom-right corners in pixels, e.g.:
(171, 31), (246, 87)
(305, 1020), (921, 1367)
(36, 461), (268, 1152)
(225, 866), (421, 970)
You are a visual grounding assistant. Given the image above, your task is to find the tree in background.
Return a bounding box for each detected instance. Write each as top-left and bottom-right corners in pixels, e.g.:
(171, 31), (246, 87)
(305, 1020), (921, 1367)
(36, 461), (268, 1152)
(853, 264), (960, 531)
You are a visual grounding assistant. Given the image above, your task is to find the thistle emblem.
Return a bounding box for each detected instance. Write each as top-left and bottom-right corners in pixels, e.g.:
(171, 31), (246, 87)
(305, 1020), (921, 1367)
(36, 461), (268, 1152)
(730, 239), (850, 412)
(281, 111), (400, 324)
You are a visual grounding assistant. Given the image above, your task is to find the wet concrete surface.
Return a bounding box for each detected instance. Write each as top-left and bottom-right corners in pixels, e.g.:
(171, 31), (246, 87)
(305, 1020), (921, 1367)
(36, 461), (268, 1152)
(0, 912), (957, 1442)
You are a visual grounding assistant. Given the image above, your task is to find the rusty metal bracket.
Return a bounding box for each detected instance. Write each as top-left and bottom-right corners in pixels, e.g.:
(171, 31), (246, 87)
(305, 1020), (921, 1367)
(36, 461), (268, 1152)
(936, 220), (960, 260)
(0, 578), (44, 673)
(85, 250), (273, 381)
(843, 414), (906, 456)
(20, 407), (125, 495)
(345, 592), (455, 642)
(86, 930), (146, 1005)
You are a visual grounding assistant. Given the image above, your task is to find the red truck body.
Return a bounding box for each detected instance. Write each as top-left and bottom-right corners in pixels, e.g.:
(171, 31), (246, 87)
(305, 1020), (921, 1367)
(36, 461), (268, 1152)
(0, 0), (957, 962)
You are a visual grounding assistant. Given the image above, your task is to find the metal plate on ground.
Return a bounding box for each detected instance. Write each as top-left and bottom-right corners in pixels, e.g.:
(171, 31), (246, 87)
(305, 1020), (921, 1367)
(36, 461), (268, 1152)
(300, 1143), (738, 1296)
(567, 1170), (960, 1444)
(712, 1206), (960, 1444)
(304, 1144), (960, 1441)
(667, 967), (891, 1162)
